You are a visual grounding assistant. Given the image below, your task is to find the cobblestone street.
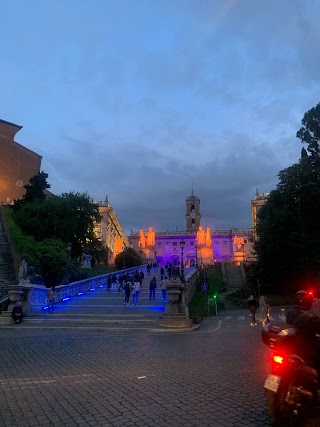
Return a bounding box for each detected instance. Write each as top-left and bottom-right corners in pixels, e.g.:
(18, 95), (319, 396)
(0, 310), (272, 427)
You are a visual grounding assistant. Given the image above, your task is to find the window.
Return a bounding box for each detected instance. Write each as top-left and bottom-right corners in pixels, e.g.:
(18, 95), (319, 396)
(157, 242), (162, 247)
(191, 204), (195, 211)
(190, 242), (194, 246)
(173, 242), (177, 246)
(223, 241), (228, 246)
(244, 239), (247, 244)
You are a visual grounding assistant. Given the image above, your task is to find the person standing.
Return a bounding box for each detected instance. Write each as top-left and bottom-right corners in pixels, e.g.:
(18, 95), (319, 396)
(111, 274), (117, 291)
(149, 277), (157, 300)
(47, 286), (57, 313)
(160, 267), (165, 281)
(160, 276), (169, 302)
(248, 295), (257, 326)
(259, 295), (269, 327)
(123, 281), (131, 305)
(131, 280), (141, 305)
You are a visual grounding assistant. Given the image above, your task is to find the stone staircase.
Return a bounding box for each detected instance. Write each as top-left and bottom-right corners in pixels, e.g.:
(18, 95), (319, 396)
(0, 216), (16, 299)
(4, 267), (198, 332)
(220, 264), (245, 310)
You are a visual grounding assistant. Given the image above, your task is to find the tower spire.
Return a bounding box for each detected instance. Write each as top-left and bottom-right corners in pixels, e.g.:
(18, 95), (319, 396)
(191, 181), (194, 196)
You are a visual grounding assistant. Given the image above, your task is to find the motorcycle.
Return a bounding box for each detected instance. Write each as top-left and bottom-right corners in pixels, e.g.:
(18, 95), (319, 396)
(261, 321), (320, 426)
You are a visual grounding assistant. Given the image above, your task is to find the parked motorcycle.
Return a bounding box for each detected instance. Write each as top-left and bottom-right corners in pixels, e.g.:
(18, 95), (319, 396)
(261, 321), (320, 426)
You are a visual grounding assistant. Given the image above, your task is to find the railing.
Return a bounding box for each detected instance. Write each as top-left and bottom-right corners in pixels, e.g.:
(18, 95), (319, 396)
(185, 268), (200, 305)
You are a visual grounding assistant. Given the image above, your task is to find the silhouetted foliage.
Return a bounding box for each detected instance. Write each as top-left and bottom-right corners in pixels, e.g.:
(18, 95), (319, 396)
(114, 248), (143, 270)
(14, 171), (50, 208)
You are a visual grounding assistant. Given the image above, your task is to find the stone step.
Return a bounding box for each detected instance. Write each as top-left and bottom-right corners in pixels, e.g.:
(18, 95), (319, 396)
(0, 322), (200, 333)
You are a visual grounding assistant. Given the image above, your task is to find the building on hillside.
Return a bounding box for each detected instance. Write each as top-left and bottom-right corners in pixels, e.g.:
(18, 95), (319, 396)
(251, 189), (270, 237)
(129, 192), (254, 266)
(0, 119), (42, 204)
(94, 197), (129, 264)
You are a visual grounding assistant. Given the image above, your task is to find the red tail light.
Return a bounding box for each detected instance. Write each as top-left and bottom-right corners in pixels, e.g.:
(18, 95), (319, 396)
(273, 355), (284, 364)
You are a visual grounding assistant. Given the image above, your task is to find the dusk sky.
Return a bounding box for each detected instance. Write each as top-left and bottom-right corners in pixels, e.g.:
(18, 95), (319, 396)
(1, 0), (320, 235)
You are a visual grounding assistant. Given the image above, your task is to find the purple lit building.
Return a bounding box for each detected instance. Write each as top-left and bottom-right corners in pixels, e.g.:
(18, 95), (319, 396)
(128, 193), (253, 266)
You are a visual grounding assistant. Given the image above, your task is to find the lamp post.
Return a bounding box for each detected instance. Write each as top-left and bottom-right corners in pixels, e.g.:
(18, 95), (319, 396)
(180, 239), (185, 283)
(66, 242), (72, 281)
(195, 244), (198, 268)
(122, 245), (127, 270)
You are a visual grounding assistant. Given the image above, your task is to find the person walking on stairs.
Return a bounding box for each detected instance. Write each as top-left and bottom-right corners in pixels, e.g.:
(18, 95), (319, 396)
(131, 280), (141, 305)
(149, 277), (157, 300)
(123, 281), (131, 305)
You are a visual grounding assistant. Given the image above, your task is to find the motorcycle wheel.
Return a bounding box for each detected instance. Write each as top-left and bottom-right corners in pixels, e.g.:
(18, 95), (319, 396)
(265, 385), (296, 426)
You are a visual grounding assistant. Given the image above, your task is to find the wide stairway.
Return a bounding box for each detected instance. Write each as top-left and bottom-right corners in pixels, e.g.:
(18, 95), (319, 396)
(220, 264), (245, 310)
(16, 268), (195, 332)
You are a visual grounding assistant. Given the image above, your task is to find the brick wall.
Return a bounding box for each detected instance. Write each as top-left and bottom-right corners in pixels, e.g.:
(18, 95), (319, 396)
(0, 120), (42, 204)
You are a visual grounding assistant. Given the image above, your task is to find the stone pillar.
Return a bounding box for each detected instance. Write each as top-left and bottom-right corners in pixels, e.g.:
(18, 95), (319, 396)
(160, 277), (193, 328)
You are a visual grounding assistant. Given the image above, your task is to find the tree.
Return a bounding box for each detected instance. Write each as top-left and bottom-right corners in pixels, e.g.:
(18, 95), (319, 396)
(114, 248), (143, 270)
(14, 171), (51, 207)
(297, 102), (320, 159)
(254, 150), (320, 292)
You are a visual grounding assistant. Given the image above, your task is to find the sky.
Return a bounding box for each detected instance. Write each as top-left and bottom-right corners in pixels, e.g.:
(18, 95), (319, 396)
(1, 0), (320, 235)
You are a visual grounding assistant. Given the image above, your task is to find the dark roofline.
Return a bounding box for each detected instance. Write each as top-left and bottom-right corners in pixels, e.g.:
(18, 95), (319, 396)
(0, 119), (23, 130)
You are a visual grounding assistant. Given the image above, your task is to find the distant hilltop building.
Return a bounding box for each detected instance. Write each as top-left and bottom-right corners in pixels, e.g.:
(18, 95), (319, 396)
(94, 197), (129, 264)
(129, 192), (254, 266)
(0, 119), (42, 204)
(251, 189), (270, 237)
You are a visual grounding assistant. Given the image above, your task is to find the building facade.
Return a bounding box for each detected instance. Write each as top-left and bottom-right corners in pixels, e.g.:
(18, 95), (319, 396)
(251, 190), (270, 237)
(94, 198), (129, 264)
(0, 119), (42, 204)
(129, 193), (253, 266)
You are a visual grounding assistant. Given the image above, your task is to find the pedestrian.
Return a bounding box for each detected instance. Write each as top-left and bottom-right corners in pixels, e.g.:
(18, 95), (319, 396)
(248, 295), (257, 326)
(139, 270), (144, 285)
(160, 276), (169, 302)
(123, 281), (131, 305)
(118, 273), (125, 292)
(149, 277), (157, 300)
(259, 295), (269, 327)
(131, 280), (141, 305)
(160, 267), (165, 281)
(107, 275), (112, 291)
(47, 286), (57, 313)
(111, 274), (117, 291)
(11, 301), (23, 324)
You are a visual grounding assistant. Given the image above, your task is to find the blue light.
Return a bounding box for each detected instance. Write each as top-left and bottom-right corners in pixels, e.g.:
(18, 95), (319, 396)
(43, 306), (48, 310)
(99, 285), (103, 288)
(90, 288), (95, 291)
(63, 297), (70, 301)
(78, 292), (83, 295)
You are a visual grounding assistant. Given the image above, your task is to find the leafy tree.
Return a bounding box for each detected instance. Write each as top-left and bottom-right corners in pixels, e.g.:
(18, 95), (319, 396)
(114, 248), (143, 270)
(254, 150), (320, 293)
(14, 171), (50, 207)
(297, 102), (320, 159)
(13, 192), (106, 261)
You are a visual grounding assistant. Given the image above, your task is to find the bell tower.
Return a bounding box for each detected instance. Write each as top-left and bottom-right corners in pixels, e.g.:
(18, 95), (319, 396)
(186, 190), (201, 232)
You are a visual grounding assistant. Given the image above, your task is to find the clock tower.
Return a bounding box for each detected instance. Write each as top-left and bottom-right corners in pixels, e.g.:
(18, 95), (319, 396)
(186, 191), (201, 232)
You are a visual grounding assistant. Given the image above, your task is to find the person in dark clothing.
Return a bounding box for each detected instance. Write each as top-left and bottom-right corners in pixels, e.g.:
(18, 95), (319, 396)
(160, 267), (165, 281)
(11, 301), (23, 324)
(123, 281), (131, 305)
(107, 275), (112, 291)
(286, 290), (320, 371)
(149, 277), (157, 300)
(248, 295), (257, 326)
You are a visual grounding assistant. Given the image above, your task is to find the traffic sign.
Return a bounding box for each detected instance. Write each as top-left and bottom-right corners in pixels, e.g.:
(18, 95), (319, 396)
(201, 282), (208, 291)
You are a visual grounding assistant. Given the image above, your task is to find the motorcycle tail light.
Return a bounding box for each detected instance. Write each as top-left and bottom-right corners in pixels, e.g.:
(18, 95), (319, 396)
(273, 355), (284, 364)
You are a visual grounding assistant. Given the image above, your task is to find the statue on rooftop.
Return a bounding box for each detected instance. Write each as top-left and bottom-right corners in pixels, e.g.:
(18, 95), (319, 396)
(147, 227), (155, 246)
(196, 226), (205, 246)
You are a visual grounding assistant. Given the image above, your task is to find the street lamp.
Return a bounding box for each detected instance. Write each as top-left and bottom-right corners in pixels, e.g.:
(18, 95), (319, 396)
(122, 244), (127, 270)
(195, 244), (198, 268)
(180, 239), (185, 283)
(66, 242), (72, 281)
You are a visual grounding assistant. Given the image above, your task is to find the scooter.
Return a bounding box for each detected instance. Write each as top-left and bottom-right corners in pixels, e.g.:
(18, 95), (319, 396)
(262, 321), (320, 426)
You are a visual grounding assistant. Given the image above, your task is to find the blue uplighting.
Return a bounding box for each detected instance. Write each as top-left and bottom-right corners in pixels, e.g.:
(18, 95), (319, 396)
(63, 297), (70, 301)
(78, 292), (83, 295)
(90, 288), (95, 291)
(43, 306), (48, 310)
